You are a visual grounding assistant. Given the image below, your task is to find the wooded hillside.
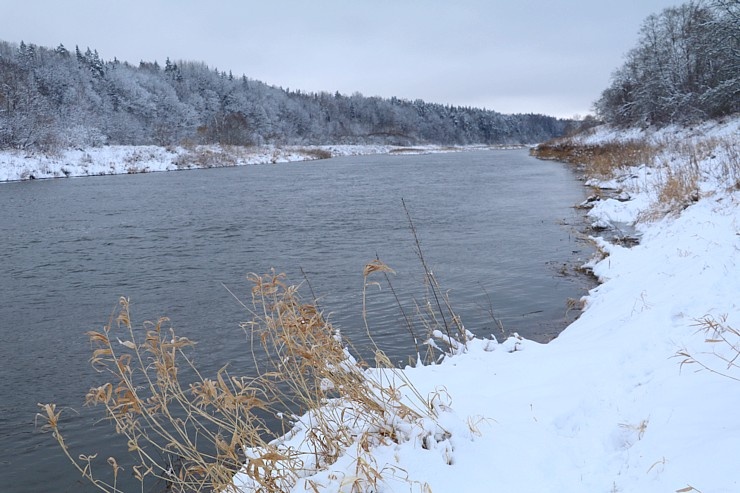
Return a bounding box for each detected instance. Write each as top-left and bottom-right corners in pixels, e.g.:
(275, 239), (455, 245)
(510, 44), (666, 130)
(594, 0), (739, 126)
(0, 41), (572, 151)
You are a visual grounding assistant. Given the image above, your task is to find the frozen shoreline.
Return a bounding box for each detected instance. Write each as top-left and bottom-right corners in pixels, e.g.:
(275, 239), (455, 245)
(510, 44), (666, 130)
(0, 143), (525, 182)
(231, 117), (740, 492)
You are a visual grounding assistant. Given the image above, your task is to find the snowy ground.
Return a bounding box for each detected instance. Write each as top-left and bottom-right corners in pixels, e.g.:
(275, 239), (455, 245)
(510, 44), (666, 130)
(232, 117), (740, 492)
(0, 143), (505, 182)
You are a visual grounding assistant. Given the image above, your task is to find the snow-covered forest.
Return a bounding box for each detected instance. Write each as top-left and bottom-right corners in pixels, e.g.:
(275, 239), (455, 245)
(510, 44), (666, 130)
(594, 0), (739, 126)
(0, 40), (573, 151)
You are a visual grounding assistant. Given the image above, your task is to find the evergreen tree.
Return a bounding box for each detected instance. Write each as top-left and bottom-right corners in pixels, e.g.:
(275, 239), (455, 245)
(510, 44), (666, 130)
(55, 43), (69, 57)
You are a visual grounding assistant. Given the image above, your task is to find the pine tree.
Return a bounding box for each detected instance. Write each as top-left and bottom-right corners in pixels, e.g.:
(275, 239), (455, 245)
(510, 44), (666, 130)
(55, 43), (69, 57)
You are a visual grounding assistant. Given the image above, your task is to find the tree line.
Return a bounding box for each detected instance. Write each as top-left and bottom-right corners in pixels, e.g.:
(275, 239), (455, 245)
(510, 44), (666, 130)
(0, 40), (574, 151)
(594, 0), (739, 127)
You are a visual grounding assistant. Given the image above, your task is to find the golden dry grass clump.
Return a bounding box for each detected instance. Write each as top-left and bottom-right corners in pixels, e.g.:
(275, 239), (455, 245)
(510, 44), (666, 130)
(533, 127), (740, 222)
(39, 265), (452, 493)
(532, 138), (662, 179)
(40, 295), (274, 492)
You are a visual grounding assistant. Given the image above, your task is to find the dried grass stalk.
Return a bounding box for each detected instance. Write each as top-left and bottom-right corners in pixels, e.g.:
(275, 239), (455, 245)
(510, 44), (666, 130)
(40, 266), (454, 492)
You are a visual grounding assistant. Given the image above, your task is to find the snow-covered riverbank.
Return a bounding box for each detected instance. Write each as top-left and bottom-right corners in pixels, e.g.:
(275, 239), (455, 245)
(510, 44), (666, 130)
(232, 117), (740, 492)
(0, 143), (520, 182)
(0, 144), (377, 182)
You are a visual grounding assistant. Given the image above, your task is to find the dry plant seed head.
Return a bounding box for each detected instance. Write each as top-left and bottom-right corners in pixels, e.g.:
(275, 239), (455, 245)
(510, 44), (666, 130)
(36, 403), (62, 432)
(107, 456), (123, 480)
(85, 383), (114, 407)
(363, 259), (395, 278)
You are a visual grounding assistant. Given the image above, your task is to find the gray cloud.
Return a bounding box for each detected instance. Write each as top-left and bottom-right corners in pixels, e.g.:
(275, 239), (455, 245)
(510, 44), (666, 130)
(2, 0), (683, 117)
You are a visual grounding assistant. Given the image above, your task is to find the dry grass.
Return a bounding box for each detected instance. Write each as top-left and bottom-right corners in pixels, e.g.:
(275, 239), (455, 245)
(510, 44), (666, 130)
(175, 146), (241, 169)
(640, 136), (739, 221)
(711, 137), (740, 190)
(38, 262), (460, 492)
(295, 148), (332, 160)
(39, 296), (274, 492)
(655, 164), (700, 209)
(638, 160), (701, 221)
(532, 138), (662, 179)
(676, 315), (740, 383)
(536, 130), (739, 223)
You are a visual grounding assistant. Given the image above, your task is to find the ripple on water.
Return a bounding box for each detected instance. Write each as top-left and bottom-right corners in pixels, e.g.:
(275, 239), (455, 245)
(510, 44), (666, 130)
(0, 149), (594, 493)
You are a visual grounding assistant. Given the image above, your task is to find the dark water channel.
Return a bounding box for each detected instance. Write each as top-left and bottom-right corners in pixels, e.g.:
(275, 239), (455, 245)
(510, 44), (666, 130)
(0, 149), (593, 492)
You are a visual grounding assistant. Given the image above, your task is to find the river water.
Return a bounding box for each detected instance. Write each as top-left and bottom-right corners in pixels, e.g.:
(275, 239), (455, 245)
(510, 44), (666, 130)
(0, 149), (593, 492)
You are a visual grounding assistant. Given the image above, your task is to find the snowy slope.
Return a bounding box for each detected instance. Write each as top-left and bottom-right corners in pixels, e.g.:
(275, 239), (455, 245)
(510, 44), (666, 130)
(233, 117), (740, 492)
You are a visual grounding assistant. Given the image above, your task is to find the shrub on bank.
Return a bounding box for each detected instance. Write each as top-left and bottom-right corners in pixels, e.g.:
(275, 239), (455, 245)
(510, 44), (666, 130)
(39, 263), (468, 492)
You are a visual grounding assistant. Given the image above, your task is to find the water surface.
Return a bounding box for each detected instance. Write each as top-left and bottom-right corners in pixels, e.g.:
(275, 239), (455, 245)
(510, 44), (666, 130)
(0, 149), (592, 492)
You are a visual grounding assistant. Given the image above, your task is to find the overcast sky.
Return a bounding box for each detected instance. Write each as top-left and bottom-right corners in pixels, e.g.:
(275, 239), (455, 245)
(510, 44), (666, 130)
(3, 0), (684, 118)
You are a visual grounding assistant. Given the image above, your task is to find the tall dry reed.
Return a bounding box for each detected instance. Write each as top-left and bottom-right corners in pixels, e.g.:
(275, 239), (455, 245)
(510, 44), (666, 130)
(39, 259), (462, 492)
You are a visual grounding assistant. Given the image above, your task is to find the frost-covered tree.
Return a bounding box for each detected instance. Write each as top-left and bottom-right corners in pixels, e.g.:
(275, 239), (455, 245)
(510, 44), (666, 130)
(0, 39), (571, 150)
(595, 0), (739, 126)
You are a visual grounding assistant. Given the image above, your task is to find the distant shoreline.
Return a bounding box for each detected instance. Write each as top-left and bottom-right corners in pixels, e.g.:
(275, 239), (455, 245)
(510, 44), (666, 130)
(0, 143), (529, 182)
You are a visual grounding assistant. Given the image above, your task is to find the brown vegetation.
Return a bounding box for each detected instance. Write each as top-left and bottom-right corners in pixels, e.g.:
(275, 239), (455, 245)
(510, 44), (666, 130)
(531, 138), (663, 179)
(38, 264), (460, 492)
(295, 147), (332, 160)
(533, 127), (739, 221)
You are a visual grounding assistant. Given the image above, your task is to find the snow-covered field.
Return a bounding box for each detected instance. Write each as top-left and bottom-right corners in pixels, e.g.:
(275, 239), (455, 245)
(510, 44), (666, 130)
(232, 118), (740, 492)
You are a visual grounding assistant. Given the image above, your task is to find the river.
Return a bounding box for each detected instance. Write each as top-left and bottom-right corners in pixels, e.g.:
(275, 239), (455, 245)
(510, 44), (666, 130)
(0, 149), (593, 492)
